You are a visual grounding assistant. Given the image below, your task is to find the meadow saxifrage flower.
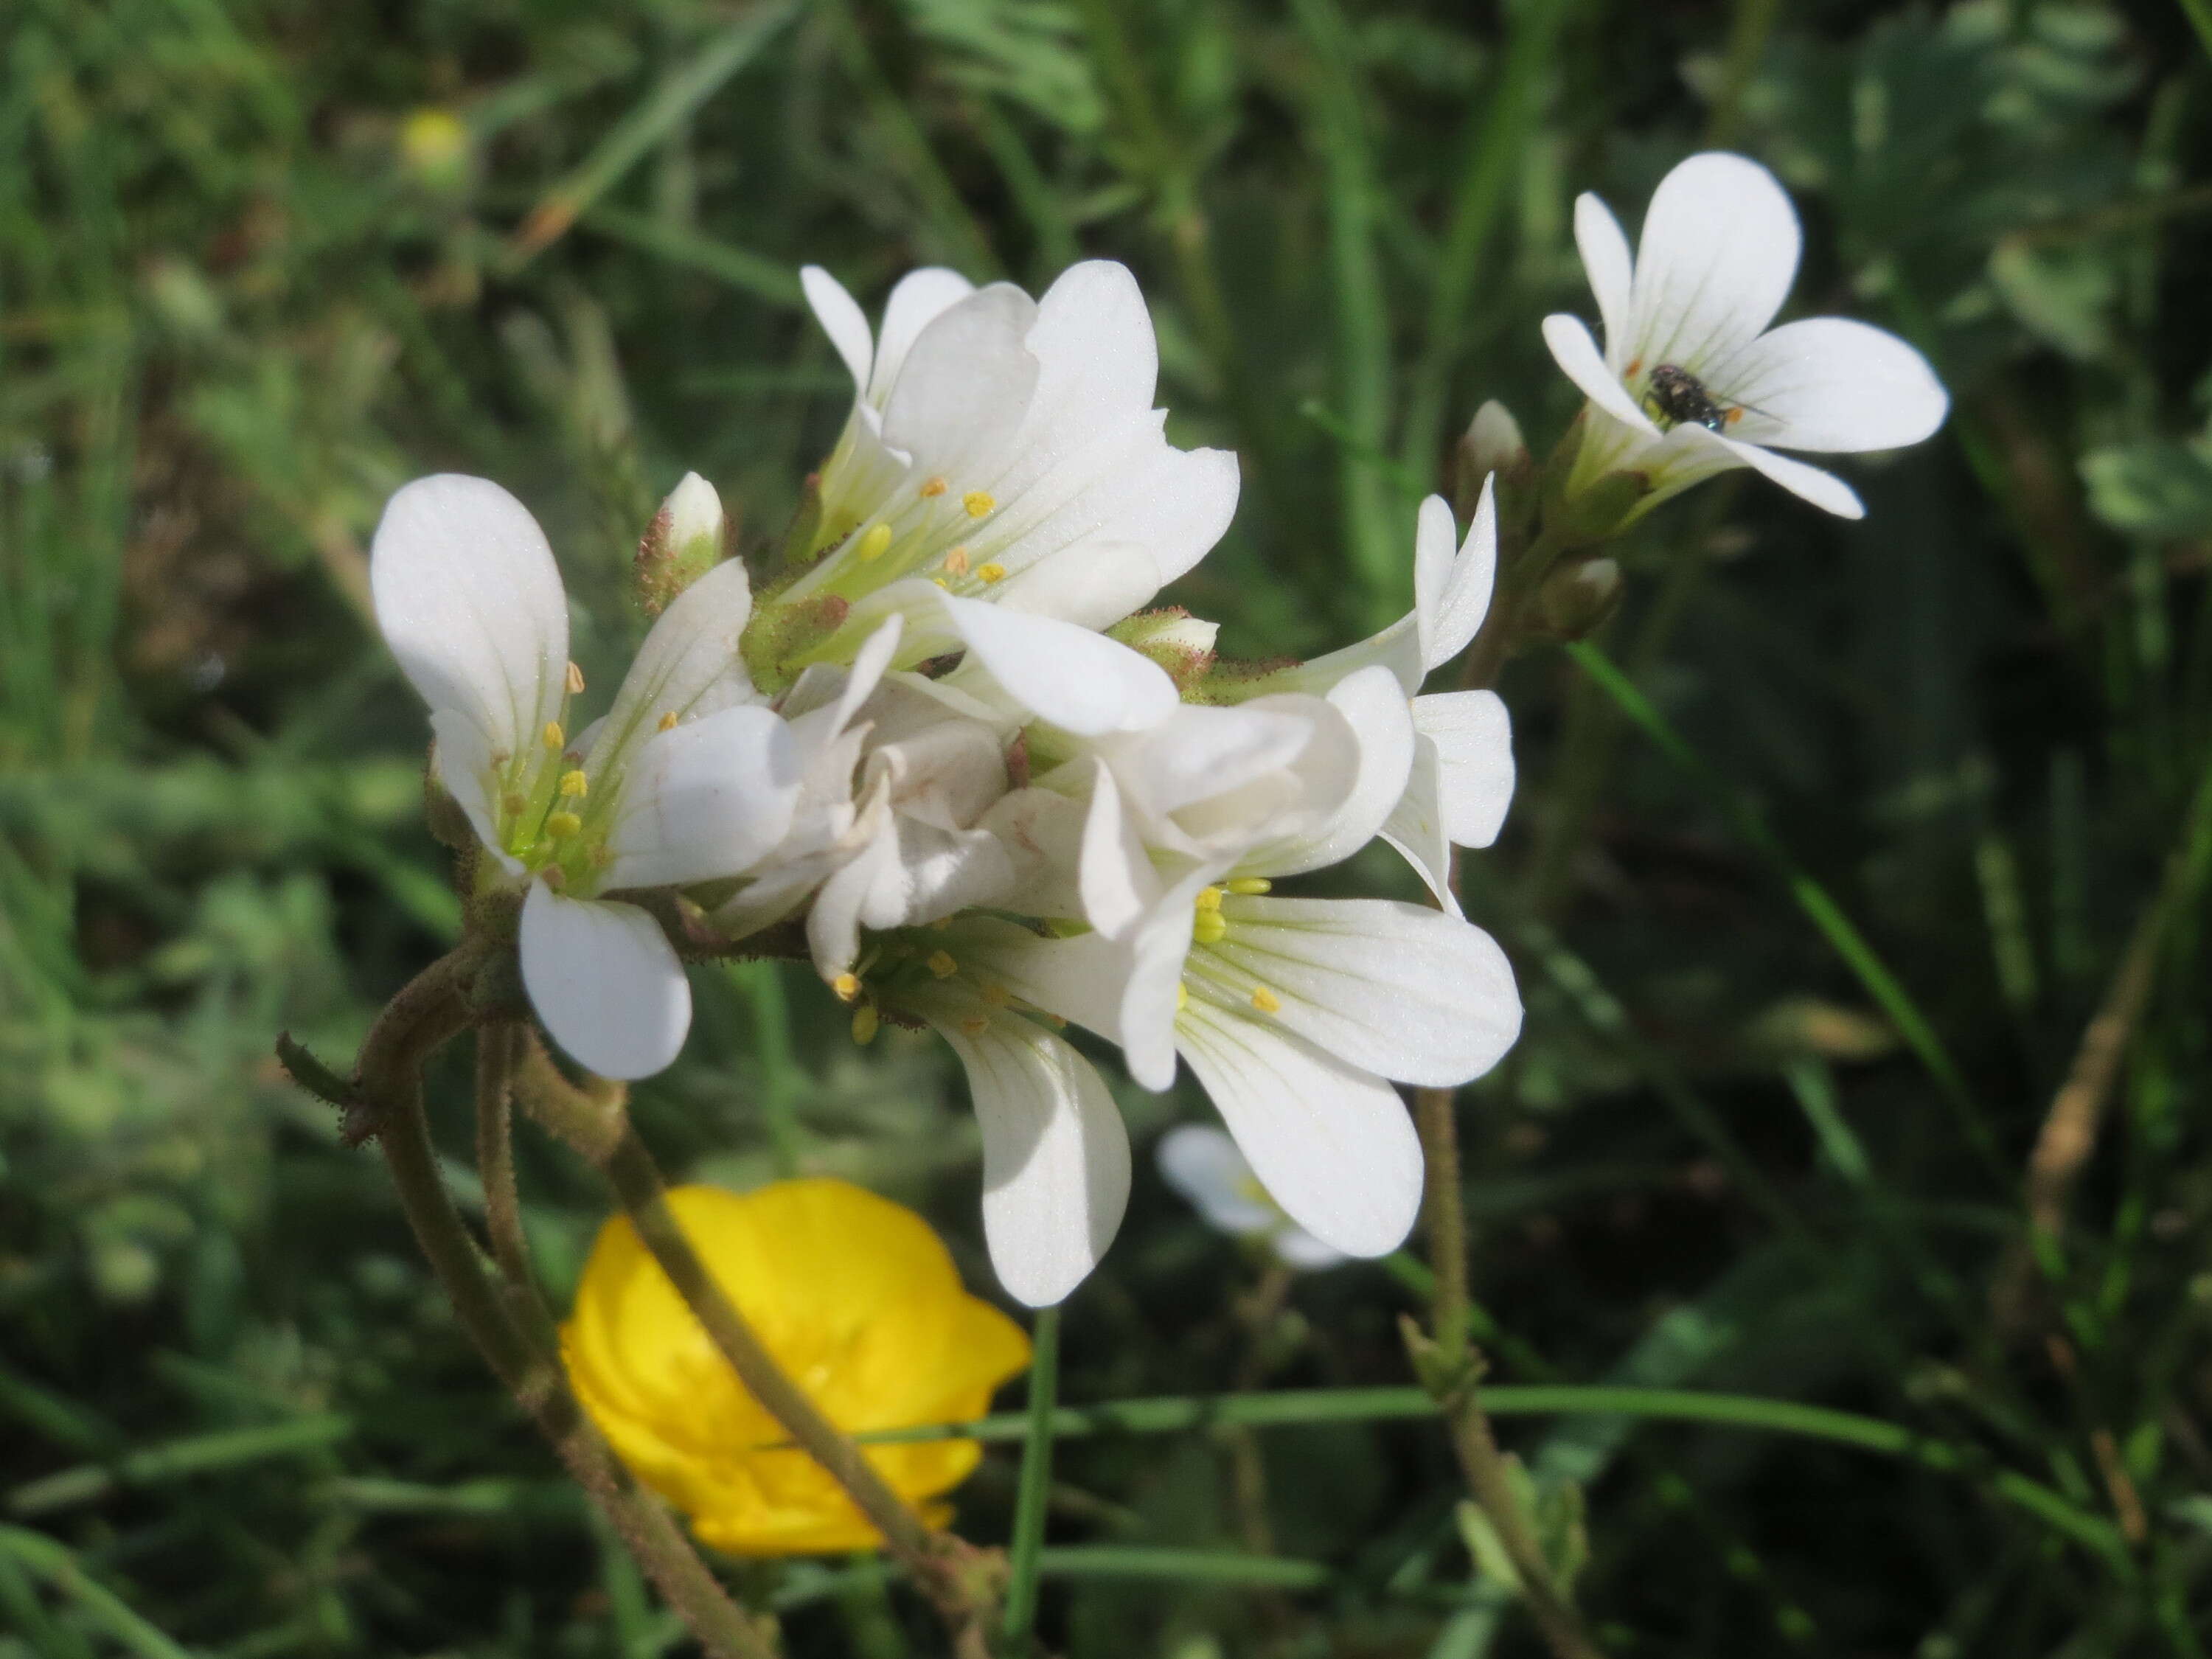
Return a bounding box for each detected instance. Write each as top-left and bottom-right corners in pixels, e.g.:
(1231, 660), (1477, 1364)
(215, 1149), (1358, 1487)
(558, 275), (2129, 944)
(563, 1179), (1029, 1557)
(371, 474), (800, 1079)
(1542, 151), (1948, 520)
(1157, 1124), (1347, 1270)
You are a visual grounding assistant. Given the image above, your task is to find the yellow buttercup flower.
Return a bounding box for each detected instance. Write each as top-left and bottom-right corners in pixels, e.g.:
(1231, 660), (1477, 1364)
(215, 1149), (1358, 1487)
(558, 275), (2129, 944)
(562, 1179), (1030, 1556)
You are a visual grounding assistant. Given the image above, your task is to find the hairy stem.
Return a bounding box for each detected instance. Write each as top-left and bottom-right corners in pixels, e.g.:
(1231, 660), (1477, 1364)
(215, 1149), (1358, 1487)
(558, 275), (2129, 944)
(512, 1035), (993, 1639)
(335, 956), (777, 1659)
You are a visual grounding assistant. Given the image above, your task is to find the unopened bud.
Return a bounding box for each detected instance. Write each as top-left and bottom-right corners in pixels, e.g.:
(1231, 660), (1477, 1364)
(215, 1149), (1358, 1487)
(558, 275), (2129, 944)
(1108, 608), (1220, 689)
(1537, 557), (1624, 641)
(1553, 467), (1649, 547)
(634, 472), (727, 613)
(1456, 400), (1537, 546)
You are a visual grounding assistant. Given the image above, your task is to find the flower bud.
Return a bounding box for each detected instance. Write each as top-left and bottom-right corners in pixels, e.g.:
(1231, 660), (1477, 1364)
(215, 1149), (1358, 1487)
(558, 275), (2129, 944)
(1551, 465), (1650, 548)
(1536, 557), (1624, 641)
(1455, 400), (1536, 540)
(1108, 608), (1220, 690)
(634, 472), (727, 614)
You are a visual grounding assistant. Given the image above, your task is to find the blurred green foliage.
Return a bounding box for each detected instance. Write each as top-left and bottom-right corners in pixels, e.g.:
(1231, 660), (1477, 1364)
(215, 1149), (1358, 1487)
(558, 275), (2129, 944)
(4, 0), (2212, 1654)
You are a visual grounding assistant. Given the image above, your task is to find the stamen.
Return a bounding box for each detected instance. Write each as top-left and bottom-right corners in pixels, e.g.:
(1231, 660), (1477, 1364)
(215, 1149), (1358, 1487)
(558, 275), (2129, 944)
(961, 490), (995, 518)
(540, 866), (566, 890)
(975, 562), (1006, 584)
(1250, 986), (1282, 1015)
(930, 576), (948, 588)
(851, 1005), (880, 1045)
(502, 791), (526, 818)
(558, 770), (589, 799)
(832, 972), (861, 1004)
(856, 524), (893, 562)
(980, 983), (1011, 1007)
(541, 721), (565, 751)
(927, 950), (959, 979)
(566, 661), (586, 695)
(1192, 911), (1228, 946)
(1194, 886), (1224, 912)
(961, 1015), (989, 1036)
(1175, 981), (1189, 1012)
(919, 476), (947, 498)
(545, 810), (582, 840)
(589, 845), (613, 867)
(658, 711), (679, 731)
(943, 546), (970, 576)
(1226, 877), (1271, 895)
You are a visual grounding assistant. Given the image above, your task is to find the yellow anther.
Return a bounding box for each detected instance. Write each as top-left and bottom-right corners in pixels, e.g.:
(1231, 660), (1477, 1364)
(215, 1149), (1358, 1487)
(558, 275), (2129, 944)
(1226, 877), (1272, 895)
(919, 476), (947, 498)
(961, 1015), (989, 1036)
(540, 866), (566, 890)
(927, 950), (959, 979)
(851, 1004), (880, 1045)
(658, 710), (680, 731)
(502, 791), (527, 818)
(541, 721), (565, 751)
(1194, 886), (1224, 912)
(558, 769), (589, 798)
(980, 983), (1012, 1007)
(943, 545), (970, 576)
(976, 562), (1006, 584)
(962, 490), (995, 518)
(545, 810), (582, 839)
(566, 660), (586, 695)
(930, 576), (948, 588)
(1251, 986), (1283, 1015)
(1176, 981), (1189, 1012)
(1192, 911), (1228, 947)
(856, 524), (894, 562)
(1042, 1012), (1066, 1029)
(832, 972), (861, 1004)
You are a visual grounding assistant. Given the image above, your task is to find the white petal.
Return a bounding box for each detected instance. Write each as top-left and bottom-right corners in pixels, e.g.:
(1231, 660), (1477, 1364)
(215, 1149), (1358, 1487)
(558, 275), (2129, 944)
(1380, 731), (1458, 914)
(1077, 760), (1162, 939)
(428, 708), (521, 872)
(1427, 474), (1498, 673)
(519, 885), (690, 1080)
(870, 268), (978, 404)
(1175, 1004), (1422, 1258)
(954, 916), (1133, 1048)
(587, 560), (759, 784)
(1711, 432), (1865, 518)
(1155, 1124), (1278, 1238)
(1270, 1228), (1350, 1270)
(1541, 315), (1660, 436)
(988, 539), (1165, 633)
(1197, 895), (1521, 1086)
(601, 705), (801, 890)
(975, 785), (1091, 922)
(1711, 318), (1948, 454)
(880, 285), (1040, 478)
(939, 594), (1179, 736)
(1261, 666), (1413, 878)
(1574, 192), (1635, 364)
(1117, 864), (1221, 1090)
(1411, 493), (1458, 674)
(805, 821), (897, 978)
(1026, 261), (1158, 429)
(370, 475), (568, 759)
(1628, 152), (1800, 374)
(923, 996), (1131, 1307)
(1276, 613), (1425, 699)
(801, 265), (874, 397)
(1417, 690), (1514, 849)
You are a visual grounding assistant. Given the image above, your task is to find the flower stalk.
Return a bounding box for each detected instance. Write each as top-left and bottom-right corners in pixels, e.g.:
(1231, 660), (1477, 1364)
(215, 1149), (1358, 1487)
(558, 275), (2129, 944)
(282, 957), (780, 1659)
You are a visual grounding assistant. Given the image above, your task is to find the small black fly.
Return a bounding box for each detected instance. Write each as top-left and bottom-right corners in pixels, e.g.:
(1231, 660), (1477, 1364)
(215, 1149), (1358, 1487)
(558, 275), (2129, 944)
(1644, 364), (1741, 433)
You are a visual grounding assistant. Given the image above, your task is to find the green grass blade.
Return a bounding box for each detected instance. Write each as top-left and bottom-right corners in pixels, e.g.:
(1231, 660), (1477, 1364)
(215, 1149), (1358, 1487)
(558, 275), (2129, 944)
(1564, 640), (2010, 1187)
(7, 1413), (356, 1517)
(0, 1528), (199, 1659)
(1036, 1546), (1330, 1590)
(1001, 1304), (1060, 1646)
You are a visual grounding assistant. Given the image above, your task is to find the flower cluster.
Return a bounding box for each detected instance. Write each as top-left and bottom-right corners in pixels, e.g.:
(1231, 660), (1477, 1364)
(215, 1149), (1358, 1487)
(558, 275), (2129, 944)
(372, 153), (1944, 1310)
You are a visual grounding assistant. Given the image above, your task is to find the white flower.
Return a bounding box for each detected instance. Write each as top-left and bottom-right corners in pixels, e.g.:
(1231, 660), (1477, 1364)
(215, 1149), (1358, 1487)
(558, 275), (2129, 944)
(949, 664), (1520, 1260)
(372, 475), (801, 1079)
(1239, 483), (1516, 913)
(757, 261), (1242, 678)
(1156, 1124), (1346, 1270)
(1541, 151), (1948, 521)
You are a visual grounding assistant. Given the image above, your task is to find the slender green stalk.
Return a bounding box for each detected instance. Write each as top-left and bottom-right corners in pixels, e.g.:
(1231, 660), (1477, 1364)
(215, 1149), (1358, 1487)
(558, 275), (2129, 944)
(7, 1414), (355, 1517)
(0, 1526), (195, 1659)
(842, 1384), (2125, 1569)
(474, 1024), (536, 1299)
(1034, 1547), (1329, 1590)
(507, 0), (802, 261)
(1001, 1304), (1060, 1646)
(2182, 0), (2212, 63)
(1289, 0), (1399, 626)
(1565, 639), (2011, 1188)
(1399, 0), (1572, 481)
